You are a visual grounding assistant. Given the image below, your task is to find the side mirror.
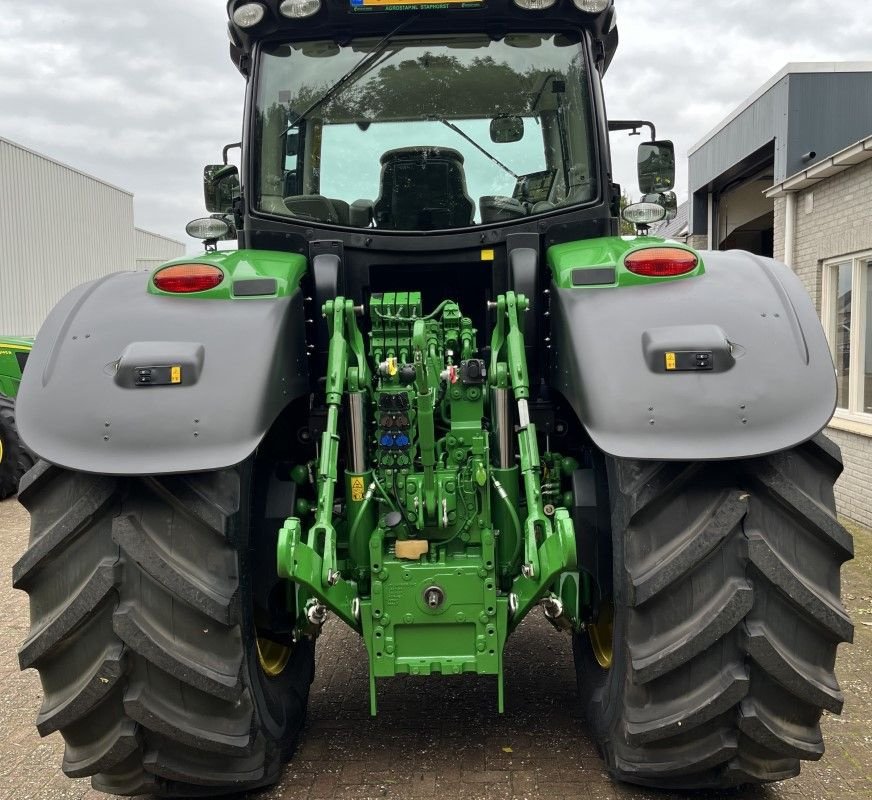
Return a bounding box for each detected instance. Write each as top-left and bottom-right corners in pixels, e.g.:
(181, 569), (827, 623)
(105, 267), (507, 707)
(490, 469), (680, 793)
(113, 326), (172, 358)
(637, 140), (675, 194)
(204, 164), (240, 214)
(490, 116), (524, 144)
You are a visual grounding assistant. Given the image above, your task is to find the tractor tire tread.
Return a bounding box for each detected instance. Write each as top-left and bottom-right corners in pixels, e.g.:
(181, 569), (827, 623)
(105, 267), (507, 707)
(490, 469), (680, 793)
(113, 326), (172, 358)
(0, 394), (35, 499)
(16, 462), (310, 796)
(577, 436), (852, 789)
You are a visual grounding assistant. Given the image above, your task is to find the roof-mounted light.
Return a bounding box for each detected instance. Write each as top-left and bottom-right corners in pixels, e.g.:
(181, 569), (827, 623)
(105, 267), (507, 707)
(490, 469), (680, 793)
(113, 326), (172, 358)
(572, 0), (609, 12)
(513, 0), (557, 10)
(625, 248), (699, 278)
(280, 0), (322, 18)
(232, 3), (266, 28)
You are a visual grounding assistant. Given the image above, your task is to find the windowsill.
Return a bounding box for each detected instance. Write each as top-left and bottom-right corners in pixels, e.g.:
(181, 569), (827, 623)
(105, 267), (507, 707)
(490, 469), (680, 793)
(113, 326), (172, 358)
(828, 411), (872, 438)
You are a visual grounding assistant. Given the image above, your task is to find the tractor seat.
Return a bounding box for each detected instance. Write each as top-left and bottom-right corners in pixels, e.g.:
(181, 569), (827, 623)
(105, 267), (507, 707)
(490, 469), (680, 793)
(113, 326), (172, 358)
(374, 147), (475, 230)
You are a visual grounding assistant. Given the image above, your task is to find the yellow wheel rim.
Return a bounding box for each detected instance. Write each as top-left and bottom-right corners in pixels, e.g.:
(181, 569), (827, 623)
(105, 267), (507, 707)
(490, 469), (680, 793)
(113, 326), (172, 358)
(588, 598), (614, 670)
(256, 635), (292, 678)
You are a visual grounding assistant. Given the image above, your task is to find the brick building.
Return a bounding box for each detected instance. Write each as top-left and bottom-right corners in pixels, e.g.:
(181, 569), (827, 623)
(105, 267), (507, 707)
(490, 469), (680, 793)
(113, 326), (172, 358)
(686, 63), (872, 527)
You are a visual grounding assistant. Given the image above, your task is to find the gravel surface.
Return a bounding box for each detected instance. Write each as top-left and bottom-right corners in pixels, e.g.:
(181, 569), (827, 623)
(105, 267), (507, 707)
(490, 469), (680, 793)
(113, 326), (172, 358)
(1, 496), (869, 800)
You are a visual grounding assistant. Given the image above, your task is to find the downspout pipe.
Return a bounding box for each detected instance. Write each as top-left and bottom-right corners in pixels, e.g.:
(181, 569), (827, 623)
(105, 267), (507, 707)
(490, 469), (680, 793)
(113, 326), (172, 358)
(784, 192), (796, 269)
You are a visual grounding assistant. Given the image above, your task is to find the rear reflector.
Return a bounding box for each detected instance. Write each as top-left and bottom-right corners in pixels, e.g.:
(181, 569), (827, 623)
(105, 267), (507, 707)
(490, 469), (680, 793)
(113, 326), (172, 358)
(153, 264), (224, 293)
(625, 248), (699, 278)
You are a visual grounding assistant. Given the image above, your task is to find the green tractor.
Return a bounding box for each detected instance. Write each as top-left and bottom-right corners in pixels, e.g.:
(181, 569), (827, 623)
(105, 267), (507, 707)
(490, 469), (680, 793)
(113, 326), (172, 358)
(14, 0), (852, 795)
(0, 337), (34, 499)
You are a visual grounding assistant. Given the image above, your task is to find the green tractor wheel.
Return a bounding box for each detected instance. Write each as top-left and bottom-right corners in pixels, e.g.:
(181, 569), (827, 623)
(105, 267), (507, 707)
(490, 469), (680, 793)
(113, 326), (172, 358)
(13, 459), (314, 797)
(574, 436), (853, 789)
(0, 395), (34, 499)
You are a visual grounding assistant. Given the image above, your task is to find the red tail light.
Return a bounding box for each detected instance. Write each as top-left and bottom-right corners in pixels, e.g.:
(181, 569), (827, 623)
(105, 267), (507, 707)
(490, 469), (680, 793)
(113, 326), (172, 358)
(153, 264), (224, 293)
(625, 248), (699, 278)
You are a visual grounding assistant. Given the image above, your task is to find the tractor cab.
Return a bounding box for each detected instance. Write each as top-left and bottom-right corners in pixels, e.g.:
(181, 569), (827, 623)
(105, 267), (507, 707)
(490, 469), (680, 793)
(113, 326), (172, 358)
(209, 0), (626, 251)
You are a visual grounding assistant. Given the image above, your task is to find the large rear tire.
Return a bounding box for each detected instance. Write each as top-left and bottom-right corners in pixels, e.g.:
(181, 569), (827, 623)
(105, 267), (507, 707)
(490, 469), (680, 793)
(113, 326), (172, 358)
(14, 460), (314, 797)
(574, 436), (853, 789)
(0, 395), (34, 499)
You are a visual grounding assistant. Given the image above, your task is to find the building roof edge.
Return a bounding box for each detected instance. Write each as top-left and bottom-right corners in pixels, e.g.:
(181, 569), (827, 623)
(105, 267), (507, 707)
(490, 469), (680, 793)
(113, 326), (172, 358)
(688, 62), (872, 157)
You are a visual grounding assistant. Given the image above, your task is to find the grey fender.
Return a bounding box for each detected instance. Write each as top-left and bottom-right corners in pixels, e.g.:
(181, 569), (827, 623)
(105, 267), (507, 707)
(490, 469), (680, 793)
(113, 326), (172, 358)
(549, 250), (836, 460)
(17, 271), (308, 475)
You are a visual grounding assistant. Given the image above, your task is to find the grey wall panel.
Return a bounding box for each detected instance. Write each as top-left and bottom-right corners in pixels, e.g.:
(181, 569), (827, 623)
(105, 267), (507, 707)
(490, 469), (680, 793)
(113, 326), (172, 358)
(786, 73), (872, 179)
(689, 77), (788, 195)
(0, 138), (135, 336)
(134, 227), (185, 271)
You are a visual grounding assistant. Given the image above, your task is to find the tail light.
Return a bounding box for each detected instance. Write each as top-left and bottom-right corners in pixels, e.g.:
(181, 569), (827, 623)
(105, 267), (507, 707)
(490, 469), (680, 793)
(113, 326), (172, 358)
(625, 248), (698, 278)
(153, 264), (224, 293)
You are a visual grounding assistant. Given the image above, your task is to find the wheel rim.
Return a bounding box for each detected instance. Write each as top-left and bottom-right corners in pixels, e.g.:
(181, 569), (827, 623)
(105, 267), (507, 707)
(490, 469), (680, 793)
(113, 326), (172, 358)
(588, 598), (614, 670)
(256, 635), (292, 677)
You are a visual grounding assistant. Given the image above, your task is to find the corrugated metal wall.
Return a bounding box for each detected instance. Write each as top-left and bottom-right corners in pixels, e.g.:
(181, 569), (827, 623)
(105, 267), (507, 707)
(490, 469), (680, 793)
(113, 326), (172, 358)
(0, 137), (135, 335)
(0, 138), (186, 336)
(135, 227), (186, 272)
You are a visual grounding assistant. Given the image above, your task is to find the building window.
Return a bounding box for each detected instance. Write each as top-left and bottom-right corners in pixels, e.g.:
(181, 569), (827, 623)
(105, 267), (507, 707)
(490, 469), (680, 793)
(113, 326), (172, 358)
(822, 253), (872, 419)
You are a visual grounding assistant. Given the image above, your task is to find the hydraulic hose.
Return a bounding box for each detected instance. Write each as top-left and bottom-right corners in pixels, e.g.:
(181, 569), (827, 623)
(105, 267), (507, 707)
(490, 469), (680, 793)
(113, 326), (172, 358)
(491, 474), (523, 571)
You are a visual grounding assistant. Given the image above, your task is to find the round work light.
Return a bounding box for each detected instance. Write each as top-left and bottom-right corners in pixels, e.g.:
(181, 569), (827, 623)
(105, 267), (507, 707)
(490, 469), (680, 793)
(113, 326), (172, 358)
(513, 0), (558, 10)
(232, 3), (266, 28)
(572, 0), (609, 11)
(280, 0), (322, 18)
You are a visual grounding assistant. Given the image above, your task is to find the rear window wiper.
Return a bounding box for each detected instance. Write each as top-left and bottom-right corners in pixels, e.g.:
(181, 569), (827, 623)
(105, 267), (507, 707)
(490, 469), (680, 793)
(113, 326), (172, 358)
(281, 15), (419, 136)
(439, 119), (520, 180)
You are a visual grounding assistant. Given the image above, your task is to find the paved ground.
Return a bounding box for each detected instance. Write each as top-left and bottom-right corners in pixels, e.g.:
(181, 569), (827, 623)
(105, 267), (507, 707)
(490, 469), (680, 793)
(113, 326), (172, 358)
(0, 496), (869, 800)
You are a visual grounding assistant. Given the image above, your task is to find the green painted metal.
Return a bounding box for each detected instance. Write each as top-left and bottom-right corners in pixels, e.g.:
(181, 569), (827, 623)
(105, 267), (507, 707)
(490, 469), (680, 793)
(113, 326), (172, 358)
(276, 291), (578, 714)
(547, 236), (705, 289)
(147, 249), (308, 299)
(0, 337), (31, 399)
(277, 297), (365, 629)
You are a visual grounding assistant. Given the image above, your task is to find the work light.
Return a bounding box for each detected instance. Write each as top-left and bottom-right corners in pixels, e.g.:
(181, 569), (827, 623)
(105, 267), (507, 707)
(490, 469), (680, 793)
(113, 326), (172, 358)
(513, 0), (557, 10)
(280, 0), (322, 18)
(185, 217), (232, 241)
(232, 3), (266, 27)
(621, 202), (666, 226)
(572, 0), (609, 11)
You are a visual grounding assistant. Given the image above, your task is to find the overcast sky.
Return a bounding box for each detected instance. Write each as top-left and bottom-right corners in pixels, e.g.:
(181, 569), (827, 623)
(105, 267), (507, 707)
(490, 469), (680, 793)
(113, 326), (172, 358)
(1, 0), (870, 246)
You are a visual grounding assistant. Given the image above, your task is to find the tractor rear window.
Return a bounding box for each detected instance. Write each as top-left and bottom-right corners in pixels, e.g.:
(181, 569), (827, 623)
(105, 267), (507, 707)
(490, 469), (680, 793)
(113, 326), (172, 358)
(254, 33), (597, 231)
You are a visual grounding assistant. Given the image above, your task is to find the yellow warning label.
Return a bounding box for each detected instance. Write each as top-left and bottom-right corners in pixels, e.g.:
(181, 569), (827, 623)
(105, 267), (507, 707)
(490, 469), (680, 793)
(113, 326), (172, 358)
(481, 249), (495, 262)
(665, 352), (677, 371)
(350, 476), (365, 502)
(170, 365), (182, 384)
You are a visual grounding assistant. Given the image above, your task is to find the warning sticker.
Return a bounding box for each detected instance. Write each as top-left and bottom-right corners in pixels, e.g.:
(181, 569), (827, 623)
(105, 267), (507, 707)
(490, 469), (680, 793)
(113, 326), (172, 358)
(664, 352), (676, 371)
(350, 476), (365, 502)
(170, 365), (182, 384)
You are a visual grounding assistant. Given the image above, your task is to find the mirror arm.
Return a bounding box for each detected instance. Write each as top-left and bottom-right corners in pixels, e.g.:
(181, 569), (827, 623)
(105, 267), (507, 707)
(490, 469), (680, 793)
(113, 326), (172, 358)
(222, 141), (242, 166)
(608, 120), (657, 142)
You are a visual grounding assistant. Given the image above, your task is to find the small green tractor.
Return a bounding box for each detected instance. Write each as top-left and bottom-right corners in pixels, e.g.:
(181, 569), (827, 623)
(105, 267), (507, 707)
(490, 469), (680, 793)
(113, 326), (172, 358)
(0, 337), (33, 498)
(14, 0), (852, 796)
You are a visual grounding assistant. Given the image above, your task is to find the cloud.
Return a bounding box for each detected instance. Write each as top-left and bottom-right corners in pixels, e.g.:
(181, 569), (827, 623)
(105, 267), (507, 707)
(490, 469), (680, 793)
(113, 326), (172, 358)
(1, 0), (870, 241)
(605, 0), (872, 201)
(0, 0), (244, 244)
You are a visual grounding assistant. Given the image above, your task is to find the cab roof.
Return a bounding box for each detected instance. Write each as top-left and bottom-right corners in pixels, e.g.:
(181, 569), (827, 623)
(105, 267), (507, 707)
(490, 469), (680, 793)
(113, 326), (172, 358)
(225, 0), (618, 74)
